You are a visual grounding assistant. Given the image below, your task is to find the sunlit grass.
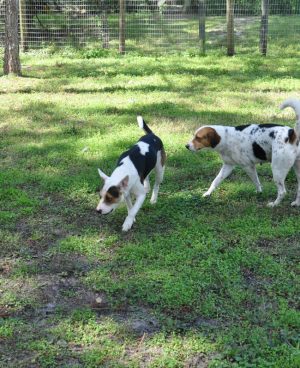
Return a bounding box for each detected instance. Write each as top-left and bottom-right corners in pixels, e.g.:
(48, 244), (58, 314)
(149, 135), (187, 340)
(0, 51), (299, 367)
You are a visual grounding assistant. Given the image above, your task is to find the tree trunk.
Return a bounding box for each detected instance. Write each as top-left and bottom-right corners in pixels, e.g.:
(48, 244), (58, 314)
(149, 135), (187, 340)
(4, 0), (21, 75)
(226, 0), (234, 56)
(119, 0), (125, 54)
(260, 0), (269, 56)
(199, 0), (205, 54)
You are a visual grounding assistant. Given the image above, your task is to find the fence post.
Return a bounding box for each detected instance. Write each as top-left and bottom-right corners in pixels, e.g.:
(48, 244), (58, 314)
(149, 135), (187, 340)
(260, 0), (269, 56)
(19, 0), (28, 51)
(119, 0), (125, 54)
(199, 0), (205, 54)
(226, 0), (234, 56)
(4, 0), (21, 75)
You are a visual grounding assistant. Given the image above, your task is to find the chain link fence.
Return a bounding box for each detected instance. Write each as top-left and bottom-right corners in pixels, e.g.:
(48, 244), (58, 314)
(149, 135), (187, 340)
(0, 0), (299, 55)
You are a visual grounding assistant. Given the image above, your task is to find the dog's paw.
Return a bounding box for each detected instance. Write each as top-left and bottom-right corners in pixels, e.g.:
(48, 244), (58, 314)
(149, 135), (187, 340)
(291, 200), (300, 207)
(150, 197), (157, 205)
(202, 191), (211, 197)
(267, 201), (277, 208)
(122, 216), (134, 232)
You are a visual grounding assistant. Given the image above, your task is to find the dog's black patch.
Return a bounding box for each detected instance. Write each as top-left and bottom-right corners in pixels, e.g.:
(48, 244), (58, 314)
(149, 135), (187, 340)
(269, 131), (276, 139)
(117, 133), (163, 183)
(250, 127), (259, 135)
(252, 142), (267, 161)
(258, 123), (283, 128)
(235, 124), (250, 131)
(107, 186), (120, 198)
(288, 128), (296, 144)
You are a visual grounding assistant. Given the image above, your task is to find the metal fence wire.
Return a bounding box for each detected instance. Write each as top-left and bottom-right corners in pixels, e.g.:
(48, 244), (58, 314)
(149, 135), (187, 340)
(0, 0), (299, 54)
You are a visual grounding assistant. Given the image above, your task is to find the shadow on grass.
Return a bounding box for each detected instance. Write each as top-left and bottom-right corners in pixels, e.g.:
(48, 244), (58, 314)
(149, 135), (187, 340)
(2, 53), (298, 87)
(1, 97), (299, 366)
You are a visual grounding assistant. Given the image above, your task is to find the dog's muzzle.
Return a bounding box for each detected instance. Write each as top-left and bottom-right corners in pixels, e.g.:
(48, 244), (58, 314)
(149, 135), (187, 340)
(96, 208), (113, 215)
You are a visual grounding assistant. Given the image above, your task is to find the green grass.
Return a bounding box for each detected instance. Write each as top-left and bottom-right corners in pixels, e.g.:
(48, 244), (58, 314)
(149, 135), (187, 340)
(0, 50), (300, 367)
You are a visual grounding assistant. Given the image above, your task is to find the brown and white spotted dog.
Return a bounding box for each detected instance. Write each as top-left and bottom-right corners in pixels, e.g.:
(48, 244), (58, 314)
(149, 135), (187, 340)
(96, 116), (166, 231)
(186, 98), (300, 207)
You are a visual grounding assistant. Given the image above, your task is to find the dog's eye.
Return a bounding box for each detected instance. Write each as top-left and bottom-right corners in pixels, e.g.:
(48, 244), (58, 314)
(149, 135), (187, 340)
(105, 195), (113, 203)
(195, 136), (202, 142)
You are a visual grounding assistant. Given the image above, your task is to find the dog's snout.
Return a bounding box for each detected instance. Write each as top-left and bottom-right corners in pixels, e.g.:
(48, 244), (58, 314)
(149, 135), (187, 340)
(96, 208), (102, 214)
(185, 144), (190, 150)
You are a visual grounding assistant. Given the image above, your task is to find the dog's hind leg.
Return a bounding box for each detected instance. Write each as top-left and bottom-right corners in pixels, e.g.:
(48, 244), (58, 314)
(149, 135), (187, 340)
(203, 164), (234, 197)
(291, 159), (300, 206)
(268, 158), (294, 207)
(150, 150), (165, 205)
(144, 176), (151, 193)
(243, 165), (262, 193)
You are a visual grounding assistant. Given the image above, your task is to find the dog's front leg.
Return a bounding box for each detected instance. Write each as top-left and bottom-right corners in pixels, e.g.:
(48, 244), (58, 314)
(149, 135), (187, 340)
(243, 165), (262, 193)
(122, 193), (146, 231)
(203, 164), (234, 197)
(124, 194), (136, 223)
(125, 194), (133, 211)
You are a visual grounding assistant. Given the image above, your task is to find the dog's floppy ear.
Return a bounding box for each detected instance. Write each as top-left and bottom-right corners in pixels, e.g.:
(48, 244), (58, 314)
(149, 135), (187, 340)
(98, 168), (109, 181)
(118, 175), (129, 191)
(207, 129), (221, 148)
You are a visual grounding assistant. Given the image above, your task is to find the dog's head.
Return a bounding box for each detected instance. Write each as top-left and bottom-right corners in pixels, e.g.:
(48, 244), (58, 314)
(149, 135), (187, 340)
(96, 169), (128, 215)
(186, 126), (221, 152)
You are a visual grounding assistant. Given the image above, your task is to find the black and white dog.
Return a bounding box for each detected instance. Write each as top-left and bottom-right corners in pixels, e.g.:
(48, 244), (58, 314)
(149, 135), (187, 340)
(186, 98), (300, 207)
(96, 116), (166, 231)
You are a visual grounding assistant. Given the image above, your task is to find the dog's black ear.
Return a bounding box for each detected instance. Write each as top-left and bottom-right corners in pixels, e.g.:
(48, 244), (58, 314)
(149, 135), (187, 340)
(207, 129), (221, 148)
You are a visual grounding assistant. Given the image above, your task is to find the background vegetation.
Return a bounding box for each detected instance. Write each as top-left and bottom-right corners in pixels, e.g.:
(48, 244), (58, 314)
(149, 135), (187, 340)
(1, 0), (300, 55)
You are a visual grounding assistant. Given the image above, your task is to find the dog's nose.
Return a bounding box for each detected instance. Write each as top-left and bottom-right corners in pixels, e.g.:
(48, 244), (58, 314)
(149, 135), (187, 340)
(185, 144), (190, 150)
(96, 209), (102, 214)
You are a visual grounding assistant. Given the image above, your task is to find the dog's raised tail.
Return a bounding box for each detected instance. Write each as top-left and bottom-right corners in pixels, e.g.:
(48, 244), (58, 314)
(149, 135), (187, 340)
(280, 98), (300, 137)
(137, 116), (152, 134)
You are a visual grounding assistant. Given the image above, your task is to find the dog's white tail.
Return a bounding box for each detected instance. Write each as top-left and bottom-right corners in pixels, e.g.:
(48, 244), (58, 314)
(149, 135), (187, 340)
(280, 98), (300, 137)
(137, 116), (152, 134)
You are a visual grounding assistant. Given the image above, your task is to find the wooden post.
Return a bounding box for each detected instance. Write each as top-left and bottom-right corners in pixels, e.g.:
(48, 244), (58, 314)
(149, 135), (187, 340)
(226, 0), (234, 56)
(4, 0), (21, 75)
(260, 0), (269, 56)
(119, 0), (125, 54)
(199, 0), (205, 54)
(19, 0), (28, 51)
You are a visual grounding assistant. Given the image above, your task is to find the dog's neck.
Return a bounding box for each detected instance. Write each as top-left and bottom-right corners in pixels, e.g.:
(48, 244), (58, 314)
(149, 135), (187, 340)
(208, 126), (226, 153)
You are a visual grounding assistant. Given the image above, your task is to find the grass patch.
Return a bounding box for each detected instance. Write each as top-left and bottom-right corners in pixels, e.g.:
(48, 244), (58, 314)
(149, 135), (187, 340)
(0, 51), (299, 367)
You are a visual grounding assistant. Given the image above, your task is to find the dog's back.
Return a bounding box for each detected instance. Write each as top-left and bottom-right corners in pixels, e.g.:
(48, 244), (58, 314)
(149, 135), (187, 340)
(117, 118), (164, 183)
